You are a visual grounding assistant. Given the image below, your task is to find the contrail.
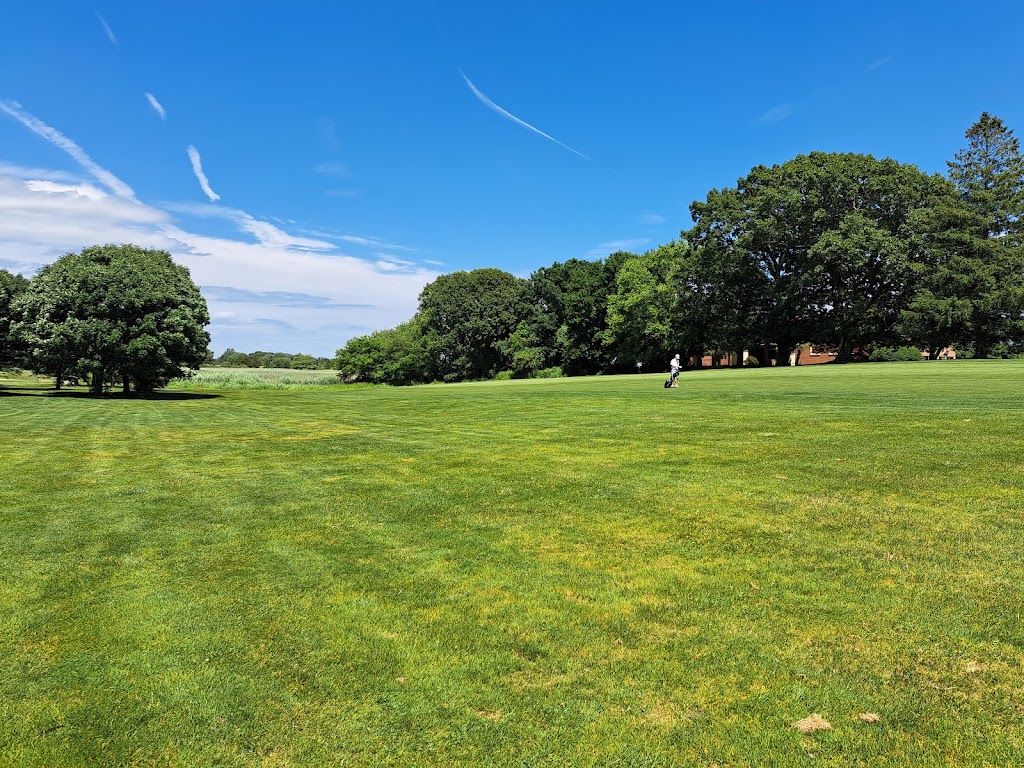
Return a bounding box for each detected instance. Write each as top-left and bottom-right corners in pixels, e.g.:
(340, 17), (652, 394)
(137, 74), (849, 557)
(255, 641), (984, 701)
(459, 69), (588, 159)
(96, 12), (117, 46)
(187, 145), (220, 202)
(145, 93), (167, 120)
(0, 100), (136, 199)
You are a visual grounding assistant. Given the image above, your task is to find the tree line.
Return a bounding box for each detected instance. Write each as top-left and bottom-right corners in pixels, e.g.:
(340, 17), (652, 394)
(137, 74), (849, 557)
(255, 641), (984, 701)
(209, 349), (334, 370)
(336, 113), (1024, 384)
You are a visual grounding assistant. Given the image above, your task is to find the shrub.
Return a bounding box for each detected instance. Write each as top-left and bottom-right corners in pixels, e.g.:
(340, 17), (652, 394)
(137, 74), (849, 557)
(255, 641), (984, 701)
(744, 356), (759, 367)
(869, 346), (922, 362)
(529, 366), (564, 379)
(493, 370), (513, 381)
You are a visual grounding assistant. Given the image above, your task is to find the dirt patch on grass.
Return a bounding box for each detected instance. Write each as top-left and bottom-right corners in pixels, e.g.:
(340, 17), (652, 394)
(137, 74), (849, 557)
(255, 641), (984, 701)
(793, 714), (831, 733)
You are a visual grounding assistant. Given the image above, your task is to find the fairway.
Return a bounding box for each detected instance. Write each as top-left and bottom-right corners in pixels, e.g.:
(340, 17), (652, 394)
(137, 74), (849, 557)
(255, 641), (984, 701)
(1, 362), (1022, 766)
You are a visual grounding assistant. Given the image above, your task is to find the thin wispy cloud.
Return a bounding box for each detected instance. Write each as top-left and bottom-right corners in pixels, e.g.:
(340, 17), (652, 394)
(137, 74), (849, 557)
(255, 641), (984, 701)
(96, 12), (117, 46)
(0, 101), (136, 199)
(313, 161), (349, 177)
(459, 69), (589, 159)
(203, 286), (372, 309)
(641, 213), (667, 225)
(186, 145), (220, 202)
(584, 238), (651, 259)
(868, 56), (892, 71)
(318, 118), (340, 154)
(163, 202), (332, 250)
(758, 104), (793, 124)
(145, 93), (167, 120)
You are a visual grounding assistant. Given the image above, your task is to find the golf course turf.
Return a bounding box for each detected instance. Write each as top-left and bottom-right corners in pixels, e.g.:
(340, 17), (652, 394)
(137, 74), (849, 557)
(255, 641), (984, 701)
(1, 361), (1022, 766)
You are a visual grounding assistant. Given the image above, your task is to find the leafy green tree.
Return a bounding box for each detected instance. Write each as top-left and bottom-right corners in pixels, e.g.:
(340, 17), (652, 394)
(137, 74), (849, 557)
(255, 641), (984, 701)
(604, 247), (681, 369)
(689, 153), (943, 364)
(417, 268), (527, 381)
(14, 244), (210, 393)
(494, 321), (545, 378)
(682, 214), (762, 365)
(335, 317), (434, 385)
(525, 258), (618, 375)
(216, 348), (253, 367)
(291, 353), (318, 369)
(808, 213), (914, 359)
(0, 269), (30, 369)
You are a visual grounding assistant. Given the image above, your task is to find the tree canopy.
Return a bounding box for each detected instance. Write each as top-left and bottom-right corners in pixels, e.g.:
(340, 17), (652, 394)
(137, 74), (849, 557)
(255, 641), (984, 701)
(0, 268), (30, 369)
(13, 244), (210, 393)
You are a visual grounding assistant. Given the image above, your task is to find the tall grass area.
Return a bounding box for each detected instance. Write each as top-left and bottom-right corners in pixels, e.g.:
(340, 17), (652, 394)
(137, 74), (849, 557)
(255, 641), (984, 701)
(1, 361), (1022, 766)
(173, 366), (345, 389)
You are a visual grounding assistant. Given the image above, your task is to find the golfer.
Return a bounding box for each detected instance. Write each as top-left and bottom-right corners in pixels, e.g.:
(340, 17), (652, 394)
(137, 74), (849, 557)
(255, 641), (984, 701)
(669, 354), (681, 387)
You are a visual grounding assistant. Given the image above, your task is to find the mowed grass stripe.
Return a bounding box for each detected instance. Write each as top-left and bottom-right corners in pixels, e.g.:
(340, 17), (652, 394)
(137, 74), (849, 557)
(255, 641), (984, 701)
(1, 361), (1022, 766)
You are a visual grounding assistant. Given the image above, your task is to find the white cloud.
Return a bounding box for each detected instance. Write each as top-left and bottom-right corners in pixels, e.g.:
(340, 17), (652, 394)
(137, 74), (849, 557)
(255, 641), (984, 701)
(868, 56), (892, 71)
(0, 170), (437, 356)
(640, 212), (667, 225)
(96, 12), (117, 46)
(25, 180), (108, 200)
(145, 93), (167, 120)
(0, 101), (136, 199)
(1, 108), (440, 355)
(186, 145), (220, 202)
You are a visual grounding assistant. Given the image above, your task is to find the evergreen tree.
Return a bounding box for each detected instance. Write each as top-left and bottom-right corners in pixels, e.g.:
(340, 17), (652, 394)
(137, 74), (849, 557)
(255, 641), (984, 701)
(947, 112), (1024, 241)
(940, 113), (1024, 356)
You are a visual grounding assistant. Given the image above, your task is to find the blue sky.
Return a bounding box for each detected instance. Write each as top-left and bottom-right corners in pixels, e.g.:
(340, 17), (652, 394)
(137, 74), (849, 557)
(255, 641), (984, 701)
(2, 2), (1022, 357)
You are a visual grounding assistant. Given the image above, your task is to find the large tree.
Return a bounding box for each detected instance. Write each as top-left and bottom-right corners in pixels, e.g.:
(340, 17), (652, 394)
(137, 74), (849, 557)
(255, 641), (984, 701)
(417, 268), (526, 381)
(689, 153), (943, 363)
(940, 113), (1024, 356)
(14, 244), (210, 393)
(0, 268), (30, 370)
(524, 258), (618, 375)
(604, 245), (685, 369)
(948, 112), (1024, 242)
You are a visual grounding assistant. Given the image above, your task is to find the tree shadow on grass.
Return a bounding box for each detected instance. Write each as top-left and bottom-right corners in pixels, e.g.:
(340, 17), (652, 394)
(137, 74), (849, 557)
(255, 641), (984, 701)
(0, 386), (221, 400)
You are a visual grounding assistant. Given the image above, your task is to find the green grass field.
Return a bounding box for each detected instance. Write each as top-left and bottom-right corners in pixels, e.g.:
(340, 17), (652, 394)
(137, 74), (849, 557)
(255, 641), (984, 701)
(1, 362), (1022, 766)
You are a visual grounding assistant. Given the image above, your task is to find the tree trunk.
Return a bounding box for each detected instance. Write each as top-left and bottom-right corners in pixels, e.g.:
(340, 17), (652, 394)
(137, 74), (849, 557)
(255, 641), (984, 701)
(774, 344), (792, 367)
(91, 368), (105, 395)
(836, 336), (853, 363)
(122, 373), (131, 394)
